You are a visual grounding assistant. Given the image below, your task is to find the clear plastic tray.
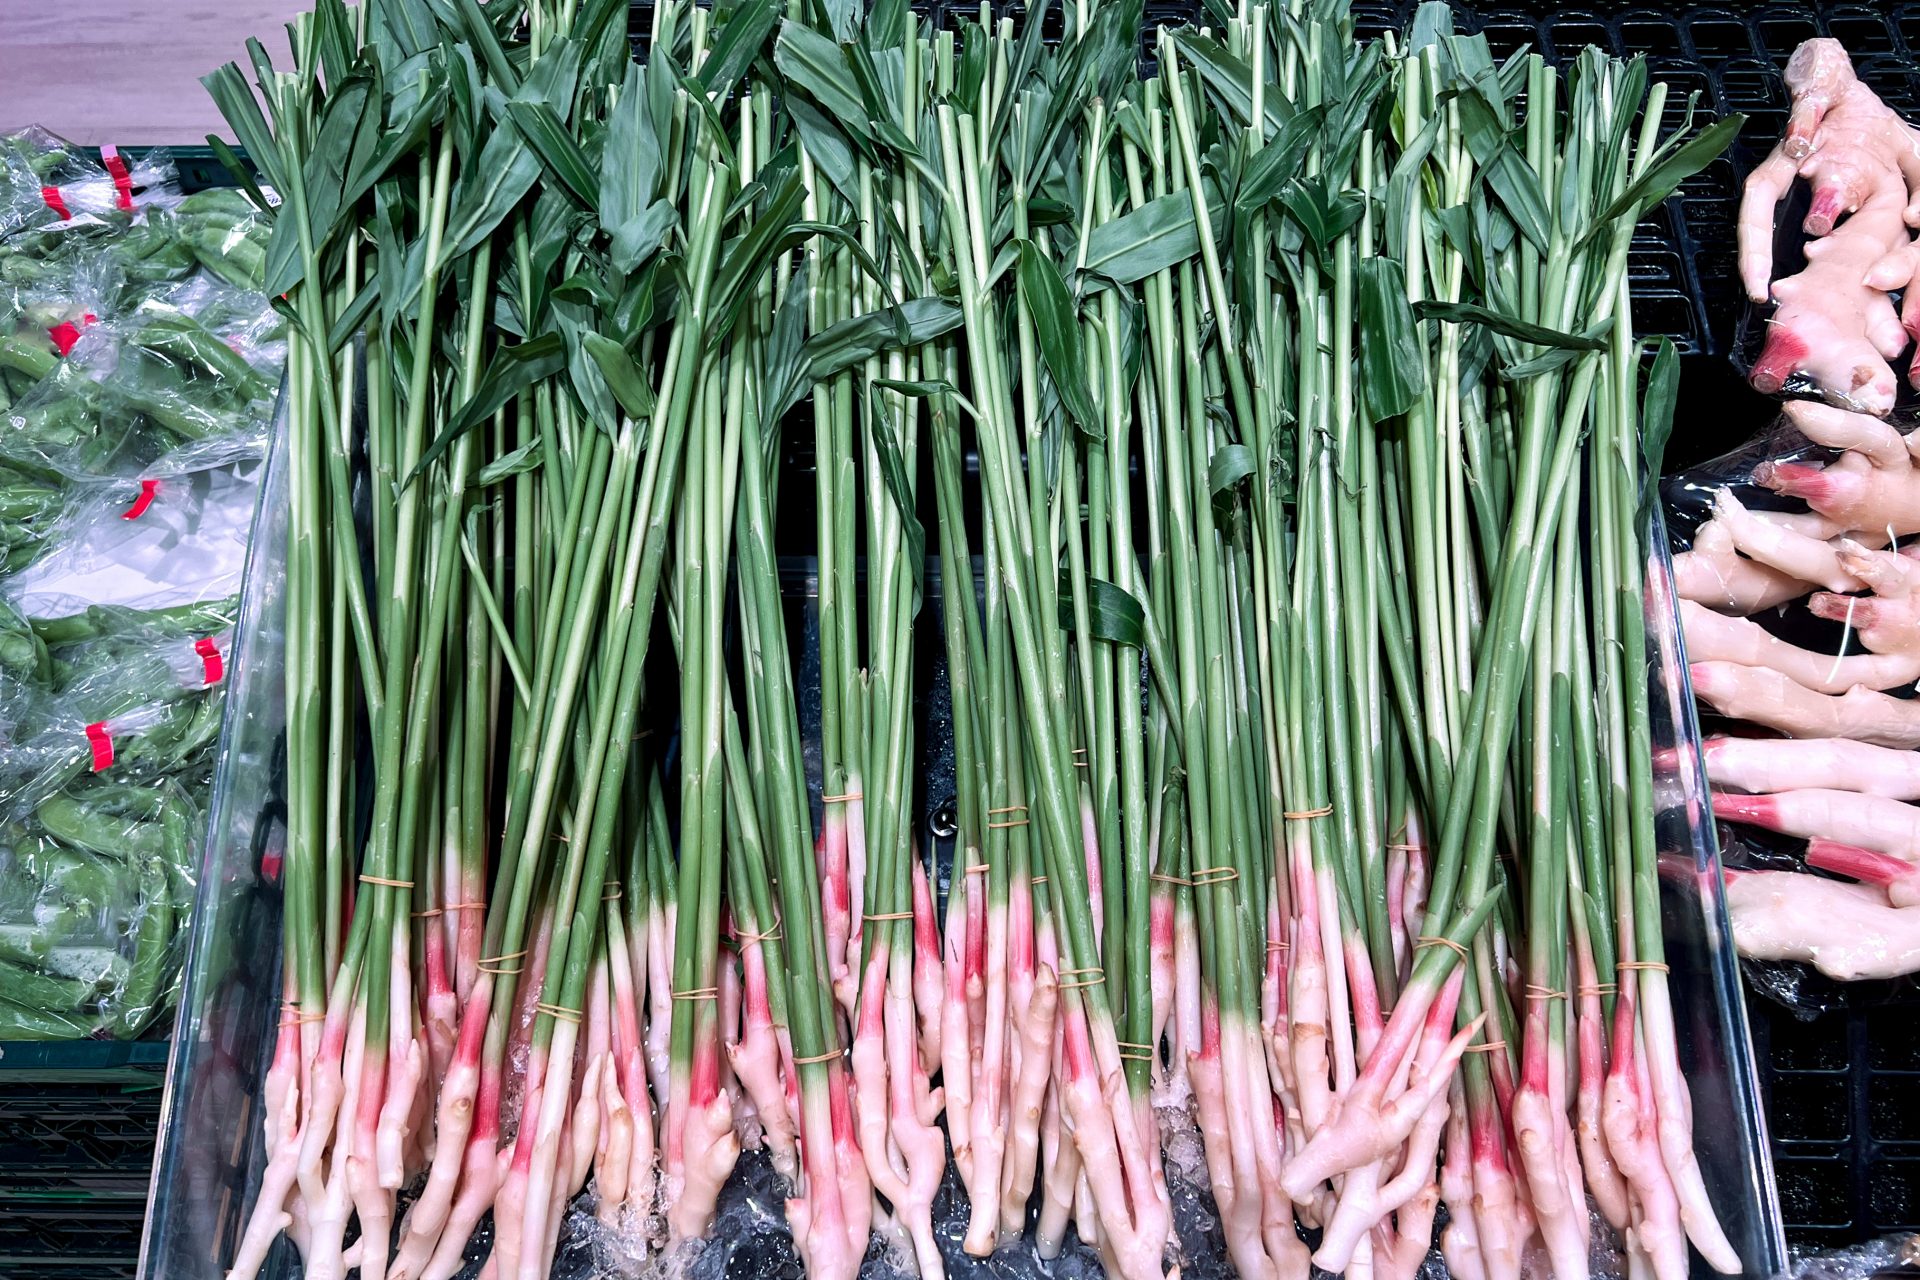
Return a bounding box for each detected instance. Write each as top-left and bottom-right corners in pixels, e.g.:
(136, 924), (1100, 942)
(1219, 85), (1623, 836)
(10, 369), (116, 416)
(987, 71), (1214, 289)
(136, 410), (1789, 1278)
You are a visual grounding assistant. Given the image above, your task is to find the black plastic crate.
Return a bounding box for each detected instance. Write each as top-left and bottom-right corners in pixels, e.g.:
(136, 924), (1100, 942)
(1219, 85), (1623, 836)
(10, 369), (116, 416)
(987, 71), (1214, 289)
(1750, 997), (1920, 1250)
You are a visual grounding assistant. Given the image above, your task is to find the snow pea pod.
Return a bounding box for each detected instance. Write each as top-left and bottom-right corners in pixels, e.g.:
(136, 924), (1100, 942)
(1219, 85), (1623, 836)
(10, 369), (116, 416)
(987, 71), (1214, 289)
(37, 794), (168, 861)
(129, 312), (270, 400)
(0, 953), (102, 1010)
(0, 333), (55, 380)
(109, 855), (174, 1037)
(0, 992), (107, 1039)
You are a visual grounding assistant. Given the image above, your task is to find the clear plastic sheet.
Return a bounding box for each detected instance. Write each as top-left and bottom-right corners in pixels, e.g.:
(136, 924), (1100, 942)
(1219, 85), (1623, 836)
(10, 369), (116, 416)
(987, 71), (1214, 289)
(1662, 404), (1920, 997)
(1787, 1233), (1920, 1280)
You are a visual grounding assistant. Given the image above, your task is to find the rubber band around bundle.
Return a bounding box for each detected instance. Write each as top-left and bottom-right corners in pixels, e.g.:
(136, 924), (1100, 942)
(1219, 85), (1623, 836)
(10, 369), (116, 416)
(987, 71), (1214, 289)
(864, 910), (914, 921)
(1284, 805), (1334, 820)
(444, 900), (487, 912)
(1190, 865), (1239, 886)
(412, 908), (444, 919)
(279, 1003), (326, 1027)
(792, 1046), (847, 1065)
(478, 949), (528, 975)
(1116, 1040), (1153, 1053)
(1267, 939), (1291, 952)
(1385, 842), (1421, 852)
(671, 986), (719, 1001)
(1577, 983), (1619, 998)
(822, 791), (863, 805)
(1416, 934), (1470, 961)
(987, 818), (1029, 829)
(1028, 876), (1048, 886)
(1616, 960), (1671, 973)
(1150, 871), (1191, 886)
(1118, 1045), (1154, 1062)
(1523, 985), (1568, 1002)
(536, 1002), (582, 1024)
(602, 885), (623, 901)
(40, 186), (70, 219)
(964, 863), (990, 875)
(1058, 966), (1103, 977)
(1465, 1039), (1509, 1054)
(736, 917), (784, 945)
(1058, 972), (1106, 990)
(359, 874), (415, 889)
(986, 804), (1028, 815)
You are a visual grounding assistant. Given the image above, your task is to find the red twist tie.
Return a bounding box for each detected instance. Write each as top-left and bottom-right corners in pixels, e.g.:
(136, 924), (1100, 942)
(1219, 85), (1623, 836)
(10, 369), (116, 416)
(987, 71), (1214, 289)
(122, 478), (159, 519)
(40, 186), (70, 219)
(100, 147), (134, 212)
(85, 722), (115, 772)
(194, 636), (224, 685)
(48, 323), (82, 356)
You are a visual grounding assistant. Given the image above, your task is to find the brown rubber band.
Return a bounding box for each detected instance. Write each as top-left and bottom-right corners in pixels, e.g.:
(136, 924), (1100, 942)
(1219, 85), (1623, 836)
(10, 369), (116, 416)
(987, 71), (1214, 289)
(671, 987), (720, 1001)
(1523, 985), (1569, 1002)
(1150, 871), (1191, 886)
(736, 916), (784, 945)
(1116, 1040), (1153, 1052)
(1465, 1039), (1509, 1054)
(603, 886), (624, 902)
(536, 1002), (582, 1024)
(444, 901), (487, 912)
(987, 804), (1028, 815)
(1577, 983), (1619, 998)
(987, 818), (1030, 829)
(1028, 876), (1048, 886)
(1190, 866), (1239, 886)
(1385, 842), (1422, 852)
(358, 874), (415, 888)
(1058, 966), (1104, 978)
(1267, 940), (1291, 953)
(478, 949), (527, 975)
(279, 1003), (326, 1026)
(1284, 805), (1334, 820)
(964, 863), (991, 876)
(1074, 760), (1090, 769)
(792, 1046), (847, 1064)
(1118, 1050), (1154, 1062)
(551, 831), (570, 844)
(1616, 961), (1671, 973)
(865, 910), (914, 921)
(1058, 975), (1106, 990)
(411, 908), (444, 919)
(822, 792), (864, 804)
(1417, 935), (1470, 961)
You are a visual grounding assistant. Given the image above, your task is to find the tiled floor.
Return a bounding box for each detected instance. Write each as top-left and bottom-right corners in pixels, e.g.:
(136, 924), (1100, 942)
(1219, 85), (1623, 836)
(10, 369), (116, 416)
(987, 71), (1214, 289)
(0, 3), (303, 146)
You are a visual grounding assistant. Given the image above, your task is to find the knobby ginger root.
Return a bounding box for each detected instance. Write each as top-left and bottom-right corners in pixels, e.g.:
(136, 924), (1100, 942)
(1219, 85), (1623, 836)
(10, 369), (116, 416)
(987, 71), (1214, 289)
(1703, 734), (1920, 799)
(1727, 869), (1920, 978)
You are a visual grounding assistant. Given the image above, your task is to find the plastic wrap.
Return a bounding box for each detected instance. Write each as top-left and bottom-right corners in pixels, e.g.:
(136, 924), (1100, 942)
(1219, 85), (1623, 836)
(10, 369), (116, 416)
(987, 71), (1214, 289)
(1663, 403), (1920, 997)
(0, 278), (282, 487)
(0, 773), (201, 1039)
(0, 593), (232, 1042)
(0, 130), (177, 241)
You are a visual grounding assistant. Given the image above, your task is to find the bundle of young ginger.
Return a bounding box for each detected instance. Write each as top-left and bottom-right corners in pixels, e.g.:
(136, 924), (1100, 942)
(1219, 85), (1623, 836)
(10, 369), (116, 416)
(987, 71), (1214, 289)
(206, 0), (1747, 1277)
